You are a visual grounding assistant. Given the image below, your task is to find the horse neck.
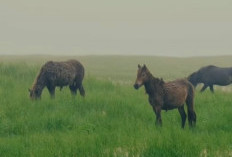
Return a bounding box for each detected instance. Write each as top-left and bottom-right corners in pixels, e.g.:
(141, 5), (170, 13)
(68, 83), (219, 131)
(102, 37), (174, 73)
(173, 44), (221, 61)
(144, 74), (164, 96)
(32, 71), (46, 96)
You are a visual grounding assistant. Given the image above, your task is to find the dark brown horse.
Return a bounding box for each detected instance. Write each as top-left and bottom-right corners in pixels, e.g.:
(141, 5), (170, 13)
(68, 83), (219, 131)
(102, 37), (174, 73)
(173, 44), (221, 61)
(134, 64), (196, 128)
(29, 60), (85, 100)
(188, 65), (232, 93)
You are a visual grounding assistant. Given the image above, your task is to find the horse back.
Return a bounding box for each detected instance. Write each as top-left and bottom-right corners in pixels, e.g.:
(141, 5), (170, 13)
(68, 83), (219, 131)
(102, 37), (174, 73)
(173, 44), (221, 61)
(198, 66), (232, 85)
(41, 60), (84, 86)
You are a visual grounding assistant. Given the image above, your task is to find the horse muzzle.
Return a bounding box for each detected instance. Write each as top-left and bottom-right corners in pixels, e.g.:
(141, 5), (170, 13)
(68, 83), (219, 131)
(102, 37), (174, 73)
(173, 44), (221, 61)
(134, 84), (140, 90)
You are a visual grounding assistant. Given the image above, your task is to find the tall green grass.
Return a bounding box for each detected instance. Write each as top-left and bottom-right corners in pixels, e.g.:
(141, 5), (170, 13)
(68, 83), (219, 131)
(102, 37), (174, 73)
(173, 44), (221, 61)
(0, 57), (232, 156)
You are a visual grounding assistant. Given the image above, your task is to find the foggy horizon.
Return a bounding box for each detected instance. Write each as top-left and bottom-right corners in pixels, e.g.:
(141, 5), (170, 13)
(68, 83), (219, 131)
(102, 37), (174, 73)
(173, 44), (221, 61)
(1, 0), (232, 57)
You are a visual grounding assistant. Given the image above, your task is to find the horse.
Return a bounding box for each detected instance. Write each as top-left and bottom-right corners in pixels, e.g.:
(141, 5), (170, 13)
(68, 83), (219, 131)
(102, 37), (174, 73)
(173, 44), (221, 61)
(134, 64), (196, 128)
(29, 60), (85, 100)
(188, 65), (232, 93)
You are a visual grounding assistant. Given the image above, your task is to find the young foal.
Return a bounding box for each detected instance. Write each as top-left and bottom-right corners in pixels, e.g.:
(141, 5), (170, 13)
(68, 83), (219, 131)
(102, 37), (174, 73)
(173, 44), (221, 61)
(134, 64), (196, 128)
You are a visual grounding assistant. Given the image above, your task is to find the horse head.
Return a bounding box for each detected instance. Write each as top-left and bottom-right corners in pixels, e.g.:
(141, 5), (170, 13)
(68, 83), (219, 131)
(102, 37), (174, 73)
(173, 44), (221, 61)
(28, 88), (41, 100)
(134, 64), (151, 89)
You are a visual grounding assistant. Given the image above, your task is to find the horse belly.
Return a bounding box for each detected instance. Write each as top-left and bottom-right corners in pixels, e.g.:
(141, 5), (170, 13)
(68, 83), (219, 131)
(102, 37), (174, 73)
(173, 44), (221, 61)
(214, 76), (232, 85)
(162, 104), (178, 110)
(58, 75), (75, 86)
(56, 79), (70, 86)
(48, 72), (75, 86)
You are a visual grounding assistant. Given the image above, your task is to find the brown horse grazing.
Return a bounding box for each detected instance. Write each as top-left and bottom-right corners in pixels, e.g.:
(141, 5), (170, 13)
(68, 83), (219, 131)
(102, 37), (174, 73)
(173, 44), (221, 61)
(188, 65), (232, 93)
(29, 60), (85, 100)
(134, 64), (196, 128)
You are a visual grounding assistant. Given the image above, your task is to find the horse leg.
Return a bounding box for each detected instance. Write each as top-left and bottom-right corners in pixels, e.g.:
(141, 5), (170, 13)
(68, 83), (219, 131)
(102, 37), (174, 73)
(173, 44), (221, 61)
(209, 85), (214, 93)
(47, 85), (55, 99)
(69, 84), (77, 96)
(200, 84), (208, 92)
(152, 105), (162, 126)
(178, 106), (186, 128)
(79, 84), (85, 97)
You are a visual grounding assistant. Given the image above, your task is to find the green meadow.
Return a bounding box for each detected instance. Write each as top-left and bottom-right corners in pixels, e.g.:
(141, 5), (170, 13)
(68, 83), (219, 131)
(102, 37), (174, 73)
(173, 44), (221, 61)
(0, 55), (232, 157)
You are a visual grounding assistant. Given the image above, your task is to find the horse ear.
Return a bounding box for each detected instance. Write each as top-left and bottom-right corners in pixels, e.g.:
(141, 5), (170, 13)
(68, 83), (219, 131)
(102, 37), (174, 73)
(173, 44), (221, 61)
(143, 64), (147, 69)
(138, 64), (141, 69)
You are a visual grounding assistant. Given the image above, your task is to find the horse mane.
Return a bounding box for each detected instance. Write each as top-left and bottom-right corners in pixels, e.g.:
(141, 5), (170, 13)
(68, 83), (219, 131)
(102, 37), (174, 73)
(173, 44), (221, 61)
(152, 77), (165, 86)
(147, 69), (164, 85)
(144, 72), (165, 95)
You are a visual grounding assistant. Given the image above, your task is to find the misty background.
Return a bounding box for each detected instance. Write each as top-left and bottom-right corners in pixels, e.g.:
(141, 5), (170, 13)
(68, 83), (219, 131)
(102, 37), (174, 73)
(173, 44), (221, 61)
(1, 0), (232, 57)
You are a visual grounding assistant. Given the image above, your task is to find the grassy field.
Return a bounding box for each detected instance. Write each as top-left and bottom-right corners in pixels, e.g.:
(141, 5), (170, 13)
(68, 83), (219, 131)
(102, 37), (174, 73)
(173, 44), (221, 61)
(0, 55), (232, 157)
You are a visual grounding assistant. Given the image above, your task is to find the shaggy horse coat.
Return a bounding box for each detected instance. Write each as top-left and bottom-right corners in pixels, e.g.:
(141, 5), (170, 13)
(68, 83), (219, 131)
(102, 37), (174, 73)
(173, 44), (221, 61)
(29, 60), (85, 99)
(188, 65), (232, 93)
(134, 64), (196, 128)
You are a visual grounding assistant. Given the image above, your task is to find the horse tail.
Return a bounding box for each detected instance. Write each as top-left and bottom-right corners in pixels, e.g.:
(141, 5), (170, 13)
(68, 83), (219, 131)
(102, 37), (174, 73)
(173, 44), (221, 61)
(186, 82), (196, 126)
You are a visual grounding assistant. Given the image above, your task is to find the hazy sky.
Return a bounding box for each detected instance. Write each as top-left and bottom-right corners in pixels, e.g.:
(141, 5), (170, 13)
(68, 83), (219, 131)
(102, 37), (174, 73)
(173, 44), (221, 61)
(1, 0), (232, 56)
